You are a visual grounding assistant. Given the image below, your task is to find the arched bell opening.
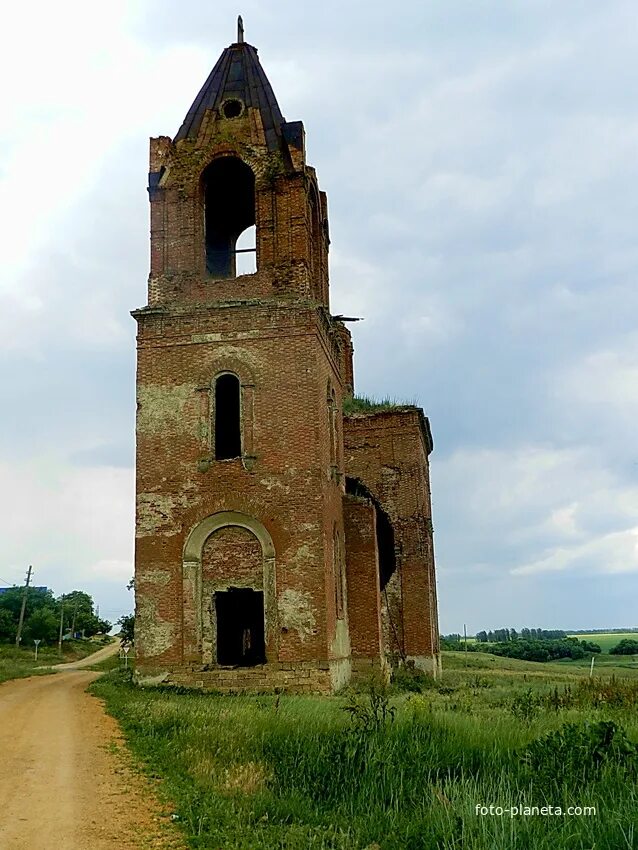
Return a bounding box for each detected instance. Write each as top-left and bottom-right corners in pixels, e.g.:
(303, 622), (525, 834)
(202, 157), (256, 278)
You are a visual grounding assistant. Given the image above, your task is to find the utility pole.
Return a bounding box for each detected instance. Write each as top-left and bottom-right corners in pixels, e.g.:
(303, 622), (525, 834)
(58, 603), (65, 654)
(15, 565), (32, 648)
(464, 623), (468, 668)
(71, 598), (79, 638)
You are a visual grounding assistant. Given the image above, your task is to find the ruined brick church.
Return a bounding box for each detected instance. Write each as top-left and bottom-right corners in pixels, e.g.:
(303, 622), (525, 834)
(133, 22), (440, 692)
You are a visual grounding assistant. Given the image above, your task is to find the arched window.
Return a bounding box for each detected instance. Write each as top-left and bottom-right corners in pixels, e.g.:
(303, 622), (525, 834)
(327, 384), (337, 473)
(215, 373), (241, 460)
(202, 157), (256, 278)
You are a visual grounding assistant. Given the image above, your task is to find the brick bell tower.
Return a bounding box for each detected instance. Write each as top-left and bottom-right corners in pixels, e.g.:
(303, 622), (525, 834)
(133, 20), (354, 691)
(133, 20), (441, 691)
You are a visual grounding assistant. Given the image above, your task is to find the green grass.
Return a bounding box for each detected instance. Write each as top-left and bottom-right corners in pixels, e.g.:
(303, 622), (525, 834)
(90, 652), (638, 849)
(88, 648), (134, 673)
(568, 633), (638, 653)
(342, 395), (409, 415)
(0, 640), (109, 684)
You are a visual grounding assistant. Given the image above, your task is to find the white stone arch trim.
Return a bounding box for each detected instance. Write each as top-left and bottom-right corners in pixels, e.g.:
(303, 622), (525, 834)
(184, 510), (275, 561)
(182, 511), (276, 664)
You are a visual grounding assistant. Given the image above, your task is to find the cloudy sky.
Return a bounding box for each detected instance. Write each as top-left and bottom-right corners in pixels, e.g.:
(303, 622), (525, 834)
(2, 0), (637, 632)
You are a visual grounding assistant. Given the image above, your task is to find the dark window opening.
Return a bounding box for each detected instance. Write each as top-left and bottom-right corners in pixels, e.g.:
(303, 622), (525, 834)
(346, 476), (396, 590)
(215, 373), (241, 460)
(222, 98), (243, 118)
(203, 157), (255, 278)
(216, 588), (266, 666)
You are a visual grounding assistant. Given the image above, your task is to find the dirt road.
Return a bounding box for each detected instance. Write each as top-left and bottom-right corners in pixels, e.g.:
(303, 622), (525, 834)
(0, 670), (184, 850)
(51, 638), (123, 670)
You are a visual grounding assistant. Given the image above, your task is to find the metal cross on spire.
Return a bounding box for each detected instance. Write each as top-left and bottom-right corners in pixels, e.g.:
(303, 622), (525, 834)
(237, 15), (245, 43)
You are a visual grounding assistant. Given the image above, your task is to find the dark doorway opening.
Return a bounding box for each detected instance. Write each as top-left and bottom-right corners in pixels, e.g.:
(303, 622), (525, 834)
(215, 588), (266, 666)
(215, 373), (241, 460)
(202, 157), (255, 278)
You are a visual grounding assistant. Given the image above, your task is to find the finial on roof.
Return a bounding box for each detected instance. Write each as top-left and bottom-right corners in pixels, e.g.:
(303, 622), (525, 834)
(237, 15), (244, 43)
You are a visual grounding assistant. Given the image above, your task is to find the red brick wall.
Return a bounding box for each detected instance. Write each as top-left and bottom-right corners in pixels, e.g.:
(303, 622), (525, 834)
(133, 302), (348, 674)
(202, 526), (262, 586)
(344, 496), (383, 660)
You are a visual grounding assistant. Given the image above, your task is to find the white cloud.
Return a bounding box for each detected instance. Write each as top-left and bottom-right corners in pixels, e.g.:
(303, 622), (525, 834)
(434, 443), (638, 576)
(512, 527), (638, 576)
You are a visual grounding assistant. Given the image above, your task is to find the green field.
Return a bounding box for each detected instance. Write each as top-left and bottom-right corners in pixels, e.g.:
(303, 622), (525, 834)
(568, 633), (638, 653)
(0, 640), (109, 684)
(91, 652), (638, 850)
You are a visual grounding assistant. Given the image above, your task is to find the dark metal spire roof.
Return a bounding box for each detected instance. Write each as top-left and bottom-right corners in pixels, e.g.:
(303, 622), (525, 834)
(174, 36), (284, 150)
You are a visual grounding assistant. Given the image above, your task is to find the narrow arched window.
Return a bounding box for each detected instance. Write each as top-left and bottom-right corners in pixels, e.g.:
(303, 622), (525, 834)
(202, 157), (256, 278)
(215, 374), (241, 460)
(328, 385), (337, 473)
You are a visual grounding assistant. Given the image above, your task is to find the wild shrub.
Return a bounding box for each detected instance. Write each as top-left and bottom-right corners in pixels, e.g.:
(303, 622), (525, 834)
(573, 676), (638, 709)
(544, 685), (574, 711)
(522, 719), (638, 784)
(343, 679), (396, 734)
(542, 677), (638, 711)
(509, 688), (542, 722)
(467, 675), (492, 692)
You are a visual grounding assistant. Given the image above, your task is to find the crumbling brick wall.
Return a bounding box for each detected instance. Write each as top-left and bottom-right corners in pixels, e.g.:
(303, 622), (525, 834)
(343, 408), (440, 673)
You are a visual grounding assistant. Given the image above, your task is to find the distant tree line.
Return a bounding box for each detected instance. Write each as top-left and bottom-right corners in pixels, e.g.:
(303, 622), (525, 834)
(569, 628), (638, 635)
(475, 628), (568, 643)
(0, 587), (111, 645)
(486, 638), (600, 662)
(440, 630), (602, 662)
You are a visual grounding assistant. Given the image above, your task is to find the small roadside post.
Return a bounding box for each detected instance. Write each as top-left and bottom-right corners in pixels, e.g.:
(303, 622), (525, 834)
(33, 639), (41, 661)
(589, 655), (595, 678)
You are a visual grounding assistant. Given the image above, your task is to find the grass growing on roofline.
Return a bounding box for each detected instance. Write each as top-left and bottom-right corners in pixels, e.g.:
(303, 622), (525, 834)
(342, 395), (416, 415)
(91, 651), (638, 849)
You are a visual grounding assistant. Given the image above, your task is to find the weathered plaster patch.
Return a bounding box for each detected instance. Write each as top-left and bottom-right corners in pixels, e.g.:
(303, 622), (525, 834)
(259, 476), (291, 493)
(278, 588), (316, 641)
(137, 492), (190, 536)
(331, 618), (351, 658)
(329, 657), (352, 691)
(136, 595), (175, 657)
(139, 569), (172, 587)
(137, 384), (194, 434)
(289, 544), (314, 570)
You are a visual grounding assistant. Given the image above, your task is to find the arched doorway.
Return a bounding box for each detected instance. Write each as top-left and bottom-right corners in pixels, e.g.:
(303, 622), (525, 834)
(182, 511), (276, 666)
